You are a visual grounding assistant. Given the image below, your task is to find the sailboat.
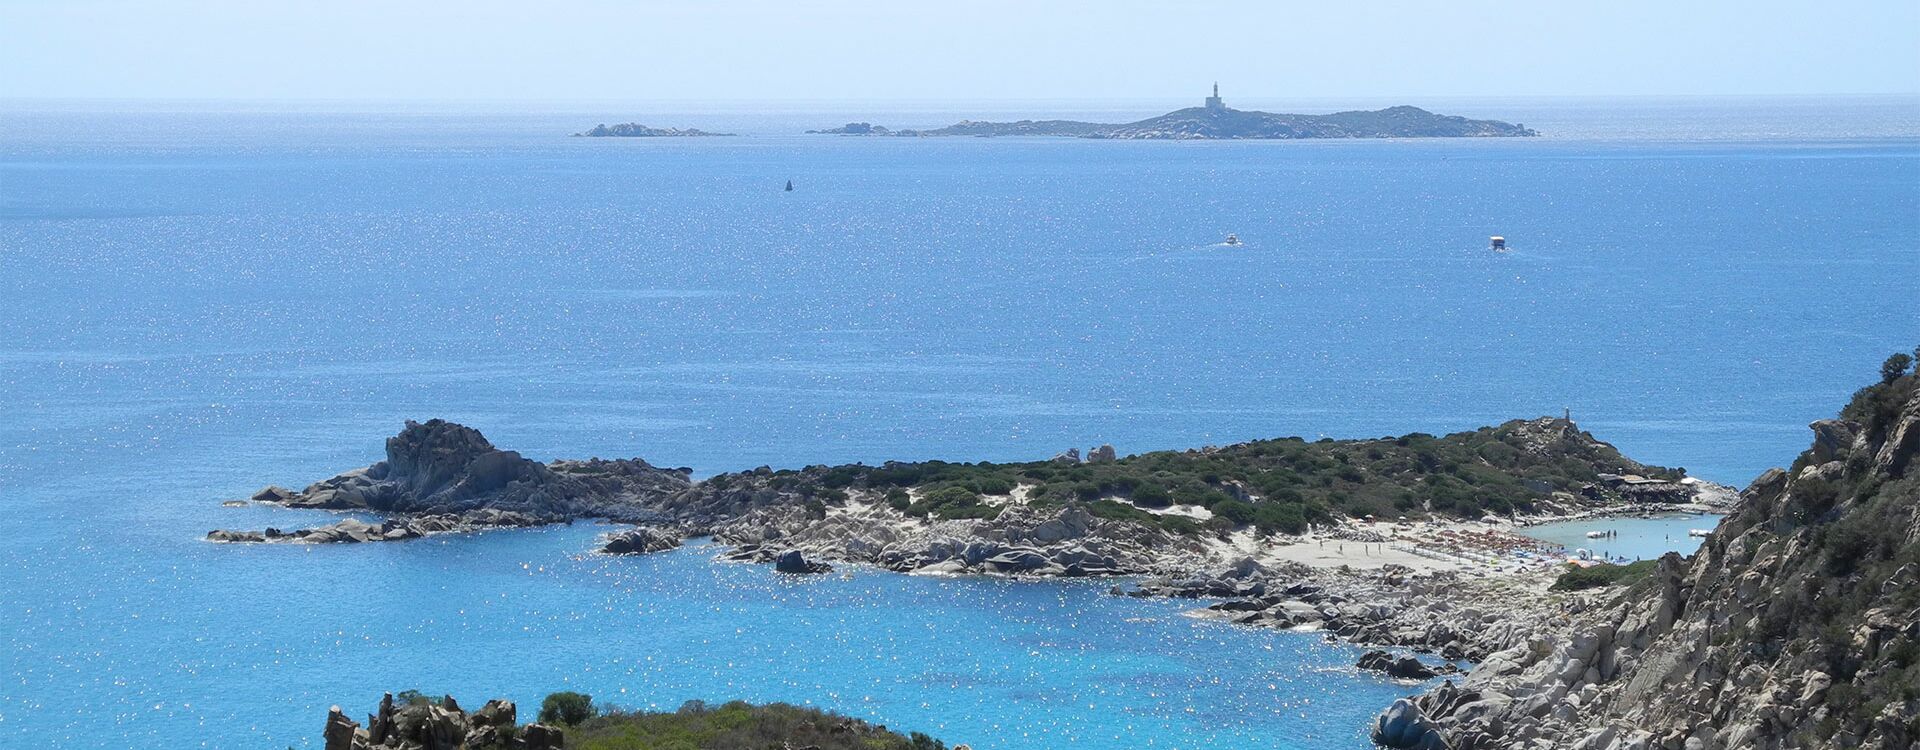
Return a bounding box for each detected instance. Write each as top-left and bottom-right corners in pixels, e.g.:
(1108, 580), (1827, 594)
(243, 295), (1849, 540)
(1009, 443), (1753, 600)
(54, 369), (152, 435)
(784, 180), (794, 192)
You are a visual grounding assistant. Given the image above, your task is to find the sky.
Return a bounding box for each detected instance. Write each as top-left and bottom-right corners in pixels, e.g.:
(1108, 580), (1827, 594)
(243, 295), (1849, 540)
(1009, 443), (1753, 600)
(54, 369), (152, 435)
(1, 0), (1917, 102)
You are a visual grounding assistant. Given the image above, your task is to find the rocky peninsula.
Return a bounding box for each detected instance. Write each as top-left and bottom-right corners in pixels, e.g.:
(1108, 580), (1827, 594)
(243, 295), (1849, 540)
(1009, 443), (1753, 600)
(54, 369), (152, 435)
(211, 416), (1725, 573)
(809, 87), (1535, 140)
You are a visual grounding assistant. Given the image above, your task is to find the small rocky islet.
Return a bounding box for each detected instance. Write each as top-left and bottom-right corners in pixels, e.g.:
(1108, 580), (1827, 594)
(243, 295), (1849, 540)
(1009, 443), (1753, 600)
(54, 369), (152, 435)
(235, 357), (1920, 750)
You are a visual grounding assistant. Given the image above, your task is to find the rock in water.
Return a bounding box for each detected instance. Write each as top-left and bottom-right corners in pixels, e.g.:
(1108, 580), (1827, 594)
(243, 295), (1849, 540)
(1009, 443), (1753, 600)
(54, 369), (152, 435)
(773, 549), (832, 574)
(1357, 649), (1439, 680)
(600, 526), (681, 555)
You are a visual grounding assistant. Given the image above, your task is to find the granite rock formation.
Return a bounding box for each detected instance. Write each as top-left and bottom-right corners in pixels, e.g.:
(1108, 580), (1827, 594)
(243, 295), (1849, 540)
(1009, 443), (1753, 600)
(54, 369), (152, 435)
(1387, 373), (1920, 749)
(210, 419), (692, 541)
(323, 694), (561, 750)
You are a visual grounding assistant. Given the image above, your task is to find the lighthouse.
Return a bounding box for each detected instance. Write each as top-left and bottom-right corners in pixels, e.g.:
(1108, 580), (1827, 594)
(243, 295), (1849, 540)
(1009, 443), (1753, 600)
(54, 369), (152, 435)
(1205, 82), (1226, 111)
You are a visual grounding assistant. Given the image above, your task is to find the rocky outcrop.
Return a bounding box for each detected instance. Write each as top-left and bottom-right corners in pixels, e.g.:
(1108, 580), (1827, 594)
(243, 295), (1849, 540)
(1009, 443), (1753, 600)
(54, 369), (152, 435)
(714, 501), (1198, 578)
(1391, 374), (1920, 749)
(322, 693), (561, 750)
(773, 549), (833, 574)
(1131, 557), (1574, 663)
(208, 509), (555, 544)
(224, 420), (691, 540)
(599, 525), (682, 555)
(1358, 649), (1458, 680)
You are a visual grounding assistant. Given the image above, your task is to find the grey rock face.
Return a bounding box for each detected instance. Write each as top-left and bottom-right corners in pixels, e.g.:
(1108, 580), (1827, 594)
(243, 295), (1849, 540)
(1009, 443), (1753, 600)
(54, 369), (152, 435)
(1390, 380), (1920, 750)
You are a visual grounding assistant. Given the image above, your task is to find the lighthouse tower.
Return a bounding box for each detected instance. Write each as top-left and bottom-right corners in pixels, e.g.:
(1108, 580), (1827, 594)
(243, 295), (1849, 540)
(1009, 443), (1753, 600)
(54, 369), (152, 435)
(1204, 82), (1226, 111)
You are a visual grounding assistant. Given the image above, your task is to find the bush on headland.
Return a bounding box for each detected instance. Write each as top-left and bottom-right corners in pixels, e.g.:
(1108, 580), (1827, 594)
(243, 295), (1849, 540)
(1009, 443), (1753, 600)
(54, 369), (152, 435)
(328, 691), (955, 750)
(569, 699), (951, 750)
(725, 415), (1685, 535)
(538, 691), (594, 725)
(1549, 560), (1658, 591)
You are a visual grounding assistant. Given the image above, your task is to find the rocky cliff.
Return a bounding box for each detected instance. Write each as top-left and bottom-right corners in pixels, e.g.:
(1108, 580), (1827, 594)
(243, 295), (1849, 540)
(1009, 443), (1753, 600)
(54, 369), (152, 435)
(1381, 372), (1920, 749)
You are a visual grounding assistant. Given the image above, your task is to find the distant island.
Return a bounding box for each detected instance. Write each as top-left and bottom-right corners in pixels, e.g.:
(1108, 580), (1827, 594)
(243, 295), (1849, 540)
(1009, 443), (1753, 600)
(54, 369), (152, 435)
(809, 84), (1536, 139)
(574, 123), (734, 137)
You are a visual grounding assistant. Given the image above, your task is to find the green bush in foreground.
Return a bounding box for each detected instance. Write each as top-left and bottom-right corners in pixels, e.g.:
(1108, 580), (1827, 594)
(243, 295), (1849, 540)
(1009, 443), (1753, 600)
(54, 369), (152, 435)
(569, 700), (947, 750)
(539, 691), (595, 725)
(1550, 560), (1658, 591)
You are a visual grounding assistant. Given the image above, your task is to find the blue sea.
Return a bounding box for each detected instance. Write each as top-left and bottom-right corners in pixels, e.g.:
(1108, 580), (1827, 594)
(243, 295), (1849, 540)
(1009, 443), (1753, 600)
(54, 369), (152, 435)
(1, 96), (1916, 749)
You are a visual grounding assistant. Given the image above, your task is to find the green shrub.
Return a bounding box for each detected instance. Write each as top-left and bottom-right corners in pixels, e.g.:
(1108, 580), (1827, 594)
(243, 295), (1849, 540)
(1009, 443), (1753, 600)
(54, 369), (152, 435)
(569, 700), (946, 750)
(1550, 560), (1657, 591)
(540, 691), (596, 725)
(1212, 500), (1256, 526)
(1130, 483), (1172, 507)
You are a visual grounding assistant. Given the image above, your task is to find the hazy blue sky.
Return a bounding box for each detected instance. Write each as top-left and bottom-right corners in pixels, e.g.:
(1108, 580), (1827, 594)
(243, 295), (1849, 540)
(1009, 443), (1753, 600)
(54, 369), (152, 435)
(3, 0), (1917, 101)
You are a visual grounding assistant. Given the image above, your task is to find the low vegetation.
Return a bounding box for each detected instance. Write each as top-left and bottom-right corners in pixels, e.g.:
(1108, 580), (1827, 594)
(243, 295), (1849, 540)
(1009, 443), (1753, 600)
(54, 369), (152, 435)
(717, 417), (1681, 534)
(1550, 560), (1658, 591)
(558, 697), (949, 750)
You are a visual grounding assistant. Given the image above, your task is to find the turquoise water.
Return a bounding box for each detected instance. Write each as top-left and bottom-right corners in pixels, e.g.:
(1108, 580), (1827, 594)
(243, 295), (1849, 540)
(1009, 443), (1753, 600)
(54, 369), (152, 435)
(4, 516), (1418, 749)
(1520, 513), (1727, 562)
(1, 98), (1917, 748)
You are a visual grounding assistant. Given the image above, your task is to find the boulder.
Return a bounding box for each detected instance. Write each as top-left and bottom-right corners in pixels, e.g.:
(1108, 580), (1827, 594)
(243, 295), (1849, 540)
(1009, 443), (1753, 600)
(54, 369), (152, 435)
(522, 723), (565, 750)
(774, 549), (832, 574)
(1359, 649), (1440, 680)
(1087, 444), (1118, 463)
(984, 548), (1051, 572)
(601, 526), (682, 555)
(1807, 419), (1859, 464)
(1373, 697), (1448, 749)
(471, 699), (515, 728)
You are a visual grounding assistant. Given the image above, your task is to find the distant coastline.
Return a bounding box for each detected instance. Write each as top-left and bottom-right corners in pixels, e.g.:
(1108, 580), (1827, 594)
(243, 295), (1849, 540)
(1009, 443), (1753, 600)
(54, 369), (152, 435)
(807, 85), (1537, 140)
(579, 85), (1537, 140)
(574, 123), (733, 137)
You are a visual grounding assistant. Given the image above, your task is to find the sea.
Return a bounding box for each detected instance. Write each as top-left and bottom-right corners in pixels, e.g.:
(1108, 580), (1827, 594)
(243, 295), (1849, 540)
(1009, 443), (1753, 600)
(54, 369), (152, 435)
(1, 96), (1916, 749)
